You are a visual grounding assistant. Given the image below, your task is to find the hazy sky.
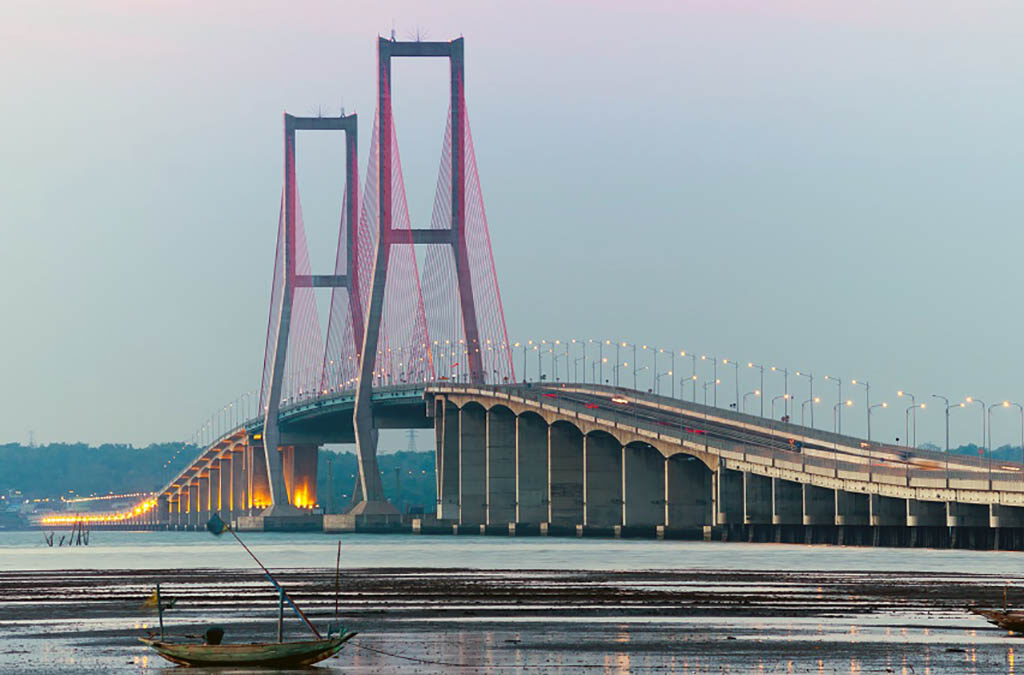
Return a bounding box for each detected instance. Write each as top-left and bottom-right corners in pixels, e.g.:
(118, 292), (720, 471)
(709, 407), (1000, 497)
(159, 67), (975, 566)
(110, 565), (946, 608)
(3, 1), (1024, 454)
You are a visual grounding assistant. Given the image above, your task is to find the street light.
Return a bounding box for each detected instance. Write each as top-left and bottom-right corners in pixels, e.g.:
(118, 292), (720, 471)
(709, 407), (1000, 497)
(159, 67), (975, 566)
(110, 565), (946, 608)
(680, 374), (697, 401)
(824, 375), (844, 433)
(897, 390), (917, 448)
(988, 400), (1012, 482)
(867, 402), (888, 442)
(742, 389), (761, 414)
(966, 396), (986, 456)
(904, 402), (925, 449)
(702, 379), (721, 407)
(702, 355), (718, 406)
(680, 351), (697, 401)
(931, 395), (965, 453)
(801, 396), (821, 427)
(770, 366), (789, 418)
(722, 358), (740, 411)
(748, 362), (765, 417)
(771, 393), (791, 420)
(1012, 401), (1024, 466)
(796, 371), (814, 428)
(833, 399), (853, 433)
(852, 379), (869, 436)
(655, 369), (673, 395)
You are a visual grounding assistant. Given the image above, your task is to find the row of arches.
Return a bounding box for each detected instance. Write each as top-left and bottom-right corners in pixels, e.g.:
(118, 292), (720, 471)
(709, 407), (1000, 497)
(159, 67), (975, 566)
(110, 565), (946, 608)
(434, 399), (714, 531)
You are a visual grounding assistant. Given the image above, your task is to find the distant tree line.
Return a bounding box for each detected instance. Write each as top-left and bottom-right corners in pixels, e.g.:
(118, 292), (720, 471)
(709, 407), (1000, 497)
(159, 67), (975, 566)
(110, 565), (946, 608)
(0, 442), (437, 513)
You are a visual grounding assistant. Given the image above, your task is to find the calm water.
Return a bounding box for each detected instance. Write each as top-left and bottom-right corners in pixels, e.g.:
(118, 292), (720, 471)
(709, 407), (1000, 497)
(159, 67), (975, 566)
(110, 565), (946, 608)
(3, 530), (1024, 573)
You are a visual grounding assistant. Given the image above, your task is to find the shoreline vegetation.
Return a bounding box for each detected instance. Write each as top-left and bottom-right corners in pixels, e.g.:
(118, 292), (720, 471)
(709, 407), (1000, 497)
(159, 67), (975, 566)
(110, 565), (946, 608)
(0, 445), (437, 513)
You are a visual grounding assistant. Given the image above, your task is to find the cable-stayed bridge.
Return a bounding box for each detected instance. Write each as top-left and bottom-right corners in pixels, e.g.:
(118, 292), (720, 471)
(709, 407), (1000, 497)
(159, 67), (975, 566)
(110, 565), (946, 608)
(58, 36), (1024, 549)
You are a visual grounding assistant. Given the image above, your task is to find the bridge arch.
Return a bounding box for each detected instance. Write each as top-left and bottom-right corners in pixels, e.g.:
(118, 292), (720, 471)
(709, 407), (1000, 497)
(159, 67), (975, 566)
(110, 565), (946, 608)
(623, 441), (666, 528)
(584, 430), (622, 529)
(548, 420), (584, 528)
(458, 402), (488, 525)
(515, 411), (549, 524)
(485, 405), (516, 525)
(665, 452), (713, 530)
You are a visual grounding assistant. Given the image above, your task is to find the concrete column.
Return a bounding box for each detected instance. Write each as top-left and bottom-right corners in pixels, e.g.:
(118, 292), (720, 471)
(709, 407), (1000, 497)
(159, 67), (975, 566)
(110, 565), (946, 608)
(771, 478), (802, 525)
(208, 465), (220, 515)
(437, 401), (460, 520)
(907, 499), (945, 527)
(548, 421), (583, 527)
(716, 468), (744, 525)
(665, 454), (711, 529)
(802, 485), (834, 525)
(743, 473), (772, 525)
(198, 475), (210, 524)
(459, 404), (487, 526)
(158, 495), (170, 526)
(869, 495), (906, 526)
(515, 413), (548, 524)
(188, 482), (199, 529)
(583, 432), (622, 528)
(232, 449), (246, 518)
(218, 458), (231, 518)
(947, 501), (987, 527)
(991, 504), (1024, 528)
(170, 495), (180, 528)
(283, 444), (318, 508)
(622, 444), (664, 528)
(250, 444), (272, 511)
(835, 491), (869, 526)
(486, 407), (516, 525)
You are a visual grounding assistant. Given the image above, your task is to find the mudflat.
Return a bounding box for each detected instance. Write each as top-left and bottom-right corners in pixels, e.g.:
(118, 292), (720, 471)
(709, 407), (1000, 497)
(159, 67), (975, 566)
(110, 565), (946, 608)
(0, 567), (1019, 672)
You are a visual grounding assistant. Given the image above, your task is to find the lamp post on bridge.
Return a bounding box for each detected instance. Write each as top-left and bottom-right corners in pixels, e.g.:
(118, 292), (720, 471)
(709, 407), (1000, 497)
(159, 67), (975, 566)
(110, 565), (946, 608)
(897, 390), (917, 448)
(904, 402), (925, 449)
(966, 396), (986, 459)
(748, 362), (765, 417)
(824, 375), (844, 433)
(852, 380), (869, 437)
(867, 402), (888, 441)
(771, 393), (790, 420)
(988, 401), (1012, 484)
(770, 366), (789, 418)
(833, 399), (853, 433)
(655, 369), (673, 396)
(722, 359), (740, 411)
(796, 371), (813, 428)
(681, 351), (697, 401)
(801, 397), (821, 427)
(681, 374), (697, 401)
(702, 379), (720, 407)
(742, 390), (760, 414)
(701, 355), (718, 406)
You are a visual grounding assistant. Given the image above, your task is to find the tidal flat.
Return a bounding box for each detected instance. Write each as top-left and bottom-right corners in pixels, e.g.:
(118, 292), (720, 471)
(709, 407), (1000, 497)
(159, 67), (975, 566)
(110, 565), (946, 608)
(0, 566), (1020, 673)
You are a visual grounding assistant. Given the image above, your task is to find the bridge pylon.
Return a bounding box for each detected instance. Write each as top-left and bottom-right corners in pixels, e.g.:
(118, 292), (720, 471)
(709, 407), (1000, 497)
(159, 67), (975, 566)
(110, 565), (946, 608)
(260, 112), (360, 517)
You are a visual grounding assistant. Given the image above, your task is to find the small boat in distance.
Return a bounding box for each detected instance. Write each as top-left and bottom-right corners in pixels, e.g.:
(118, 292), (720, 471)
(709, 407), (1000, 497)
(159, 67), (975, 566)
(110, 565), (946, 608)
(139, 633), (356, 668)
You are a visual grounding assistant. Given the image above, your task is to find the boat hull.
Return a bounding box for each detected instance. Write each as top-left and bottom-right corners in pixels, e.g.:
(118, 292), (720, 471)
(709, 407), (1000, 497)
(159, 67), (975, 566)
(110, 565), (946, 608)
(972, 609), (1024, 633)
(139, 632), (356, 667)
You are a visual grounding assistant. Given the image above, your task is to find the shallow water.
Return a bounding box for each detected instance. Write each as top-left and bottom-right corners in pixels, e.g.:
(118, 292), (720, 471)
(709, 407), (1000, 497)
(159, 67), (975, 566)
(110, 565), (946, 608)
(4, 530), (1024, 574)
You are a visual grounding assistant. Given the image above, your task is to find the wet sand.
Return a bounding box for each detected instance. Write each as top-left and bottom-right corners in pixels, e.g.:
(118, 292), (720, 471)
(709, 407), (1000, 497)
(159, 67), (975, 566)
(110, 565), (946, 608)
(1, 567), (1021, 672)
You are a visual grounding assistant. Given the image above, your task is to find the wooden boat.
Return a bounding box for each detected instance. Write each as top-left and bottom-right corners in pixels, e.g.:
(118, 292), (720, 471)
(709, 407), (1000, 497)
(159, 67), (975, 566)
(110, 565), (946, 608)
(971, 608), (1024, 633)
(139, 631), (356, 667)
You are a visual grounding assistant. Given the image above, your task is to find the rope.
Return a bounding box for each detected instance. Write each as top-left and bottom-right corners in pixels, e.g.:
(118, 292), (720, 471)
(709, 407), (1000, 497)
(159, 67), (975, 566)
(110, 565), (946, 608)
(348, 640), (478, 668)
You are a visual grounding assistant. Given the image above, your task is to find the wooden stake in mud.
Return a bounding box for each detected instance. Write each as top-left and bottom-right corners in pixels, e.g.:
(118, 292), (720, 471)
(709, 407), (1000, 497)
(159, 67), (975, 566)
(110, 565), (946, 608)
(335, 540), (341, 622)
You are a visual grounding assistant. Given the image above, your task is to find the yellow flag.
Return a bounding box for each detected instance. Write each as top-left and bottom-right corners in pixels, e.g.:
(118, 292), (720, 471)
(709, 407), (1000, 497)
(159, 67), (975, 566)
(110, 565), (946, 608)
(141, 589), (159, 608)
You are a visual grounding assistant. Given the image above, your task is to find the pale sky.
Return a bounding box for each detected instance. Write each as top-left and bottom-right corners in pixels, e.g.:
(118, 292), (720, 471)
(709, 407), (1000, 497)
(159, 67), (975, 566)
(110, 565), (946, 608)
(3, 1), (1024, 453)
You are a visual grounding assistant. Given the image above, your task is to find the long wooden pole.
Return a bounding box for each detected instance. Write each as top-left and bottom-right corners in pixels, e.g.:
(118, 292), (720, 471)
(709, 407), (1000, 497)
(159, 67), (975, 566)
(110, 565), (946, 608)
(224, 525), (322, 639)
(334, 540), (341, 622)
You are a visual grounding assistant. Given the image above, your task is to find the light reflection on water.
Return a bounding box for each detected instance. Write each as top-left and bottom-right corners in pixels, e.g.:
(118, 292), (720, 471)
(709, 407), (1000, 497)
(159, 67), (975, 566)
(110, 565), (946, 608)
(5, 530), (1024, 573)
